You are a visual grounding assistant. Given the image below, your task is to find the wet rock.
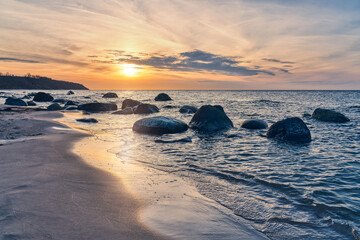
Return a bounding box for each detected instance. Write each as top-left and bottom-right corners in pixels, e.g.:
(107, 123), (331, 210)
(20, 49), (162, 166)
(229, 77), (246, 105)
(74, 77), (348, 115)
(121, 99), (141, 109)
(303, 113), (311, 117)
(266, 117), (311, 143)
(22, 95), (31, 99)
(154, 93), (172, 101)
(5, 97), (27, 106)
(78, 103), (118, 112)
(65, 106), (78, 110)
(189, 105), (233, 132)
(76, 118), (98, 123)
(102, 92), (118, 98)
(27, 101), (36, 106)
(240, 119), (268, 129)
(163, 105), (179, 109)
(112, 107), (134, 115)
(33, 92), (54, 102)
(133, 116), (188, 135)
(179, 105), (198, 114)
(67, 90), (74, 95)
(311, 108), (350, 123)
(47, 103), (62, 111)
(65, 100), (77, 106)
(52, 98), (67, 103)
(155, 136), (192, 143)
(133, 103), (159, 114)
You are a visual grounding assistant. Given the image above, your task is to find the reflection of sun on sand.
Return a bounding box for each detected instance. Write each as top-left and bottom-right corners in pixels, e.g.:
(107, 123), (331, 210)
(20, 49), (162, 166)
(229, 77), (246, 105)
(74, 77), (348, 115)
(121, 64), (140, 77)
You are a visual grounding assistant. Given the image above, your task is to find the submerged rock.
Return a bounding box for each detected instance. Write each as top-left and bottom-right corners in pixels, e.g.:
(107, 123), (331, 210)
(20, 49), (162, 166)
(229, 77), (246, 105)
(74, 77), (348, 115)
(67, 90), (74, 95)
(154, 93), (172, 101)
(121, 99), (141, 109)
(52, 98), (67, 103)
(65, 106), (78, 110)
(133, 116), (188, 135)
(5, 97), (27, 106)
(78, 103), (118, 112)
(189, 105), (233, 132)
(155, 136), (192, 143)
(102, 92), (118, 98)
(179, 105), (198, 114)
(27, 101), (36, 106)
(76, 118), (98, 123)
(47, 103), (62, 111)
(133, 103), (159, 114)
(240, 119), (268, 129)
(112, 107), (134, 115)
(33, 92), (54, 102)
(65, 100), (76, 106)
(311, 108), (350, 123)
(266, 117), (311, 143)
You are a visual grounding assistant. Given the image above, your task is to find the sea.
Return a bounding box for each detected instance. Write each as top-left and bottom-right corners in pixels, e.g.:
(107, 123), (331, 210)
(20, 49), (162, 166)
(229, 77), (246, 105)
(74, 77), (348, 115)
(1, 90), (360, 240)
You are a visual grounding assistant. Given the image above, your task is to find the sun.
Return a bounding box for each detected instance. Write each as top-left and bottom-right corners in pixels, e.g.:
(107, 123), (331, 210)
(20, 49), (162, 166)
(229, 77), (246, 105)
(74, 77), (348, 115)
(121, 64), (139, 77)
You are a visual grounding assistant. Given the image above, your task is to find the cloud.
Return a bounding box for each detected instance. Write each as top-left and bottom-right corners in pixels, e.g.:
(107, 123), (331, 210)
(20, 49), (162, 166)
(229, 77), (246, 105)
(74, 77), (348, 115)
(0, 57), (41, 63)
(262, 58), (295, 64)
(112, 50), (274, 76)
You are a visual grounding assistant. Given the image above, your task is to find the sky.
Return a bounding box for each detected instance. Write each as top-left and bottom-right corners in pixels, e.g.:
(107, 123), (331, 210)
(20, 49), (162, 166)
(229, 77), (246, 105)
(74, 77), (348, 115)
(0, 0), (359, 90)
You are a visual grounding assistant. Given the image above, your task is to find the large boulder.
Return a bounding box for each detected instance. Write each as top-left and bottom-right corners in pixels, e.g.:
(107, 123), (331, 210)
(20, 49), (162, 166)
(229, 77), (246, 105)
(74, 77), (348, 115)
(78, 103), (118, 112)
(155, 93), (172, 101)
(5, 97), (27, 106)
(241, 119), (268, 129)
(266, 117), (311, 143)
(180, 105), (198, 114)
(133, 116), (188, 135)
(112, 107), (134, 115)
(311, 108), (350, 123)
(121, 99), (141, 109)
(47, 103), (62, 111)
(189, 105), (233, 132)
(76, 118), (98, 123)
(33, 92), (54, 102)
(133, 103), (159, 114)
(102, 92), (118, 98)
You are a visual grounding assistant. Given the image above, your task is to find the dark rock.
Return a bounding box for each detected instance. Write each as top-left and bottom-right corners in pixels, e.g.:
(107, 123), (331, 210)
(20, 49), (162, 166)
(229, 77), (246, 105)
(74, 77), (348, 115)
(133, 116), (188, 135)
(67, 90), (74, 95)
(65, 100), (76, 106)
(65, 106), (78, 110)
(303, 113), (311, 117)
(155, 136), (192, 143)
(47, 103), (62, 111)
(52, 98), (67, 103)
(76, 118), (98, 123)
(112, 107), (134, 115)
(189, 105), (233, 132)
(33, 92), (54, 102)
(27, 101), (36, 106)
(102, 92), (118, 98)
(154, 93), (172, 101)
(266, 117), (311, 143)
(22, 95), (31, 99)
(78, 103), (118, 112)
(121, 99), (141, 109)
(311, 108), (350, 123)
(163, 105), (179, 109)
(240, 119), (268, 129)
(5, 97), (27, 106)
(133, 103), (159, 114)
(179, 105), (198, 114)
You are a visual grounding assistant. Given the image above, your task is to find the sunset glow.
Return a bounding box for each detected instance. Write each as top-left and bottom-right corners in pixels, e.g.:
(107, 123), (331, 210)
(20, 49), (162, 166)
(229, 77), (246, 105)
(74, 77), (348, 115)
(121, 64), (140, 77)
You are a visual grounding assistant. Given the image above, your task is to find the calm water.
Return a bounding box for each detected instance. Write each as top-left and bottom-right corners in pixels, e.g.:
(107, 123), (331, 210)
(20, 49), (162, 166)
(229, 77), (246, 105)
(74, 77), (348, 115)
(2, 90), (360, 239)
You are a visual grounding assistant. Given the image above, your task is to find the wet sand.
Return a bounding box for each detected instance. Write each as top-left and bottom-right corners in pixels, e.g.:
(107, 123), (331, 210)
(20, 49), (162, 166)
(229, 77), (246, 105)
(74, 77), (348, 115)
(0, 109), (167, 239)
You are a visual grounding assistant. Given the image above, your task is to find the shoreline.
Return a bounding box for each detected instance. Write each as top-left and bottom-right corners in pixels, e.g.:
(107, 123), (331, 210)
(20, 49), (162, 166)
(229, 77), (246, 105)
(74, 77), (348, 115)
(0, 110), (167, 239)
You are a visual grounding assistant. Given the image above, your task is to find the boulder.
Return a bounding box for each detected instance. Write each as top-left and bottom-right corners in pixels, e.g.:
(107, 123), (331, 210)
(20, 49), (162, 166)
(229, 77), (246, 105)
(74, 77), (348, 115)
(65, 100), (77, 106)
(33, 92), (54, 102)
(189, 105), (233, 132)
(112, 107), (134, 115)
(53, 98), (67, 103)
(27, 101), (36, 106)
(266, 117), (311, 143)
(47, 103), (62, 111)
(155, 93), (172, 101)
(311, 108), (350, 123)
(179, 105), (198, 114)
(67, 90), (74, 95)
(133, 103), (159, 114)
(102, 92), (118, 98)
(78, 103), (118, 112)
(121, 99), (141, 109)
(76, 118), (98, 123)
(5, 97), (27, 106)
(133, 116), (188, 135)
(240, 119), (268, 129)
